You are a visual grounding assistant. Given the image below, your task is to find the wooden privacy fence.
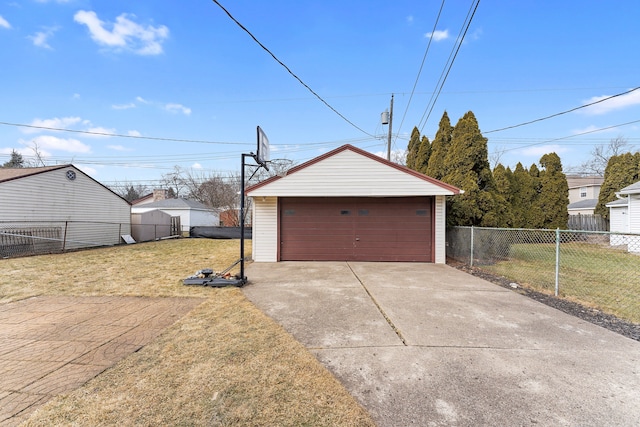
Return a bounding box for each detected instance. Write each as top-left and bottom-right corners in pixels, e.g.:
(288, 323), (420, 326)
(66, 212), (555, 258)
(567, 214), (608, 231)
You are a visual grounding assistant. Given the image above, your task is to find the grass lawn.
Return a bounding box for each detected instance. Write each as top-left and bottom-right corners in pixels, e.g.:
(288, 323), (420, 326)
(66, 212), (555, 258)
(482, 242), (640, 323)
(1, 239), (375, 426)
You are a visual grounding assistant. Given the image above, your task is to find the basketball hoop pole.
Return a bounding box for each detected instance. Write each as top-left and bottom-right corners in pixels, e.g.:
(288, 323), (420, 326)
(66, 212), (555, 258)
(239, 153), (250, 283)
(240, 152), (266, 283)
(240, 126), (270, 284)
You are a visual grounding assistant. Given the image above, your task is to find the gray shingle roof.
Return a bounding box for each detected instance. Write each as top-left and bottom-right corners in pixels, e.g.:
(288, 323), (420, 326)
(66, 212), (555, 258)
(619, 180), (640, 194)
(567, 199), (598, 210)
(606, 197), (629, 207)
(138, 198), (214, 210)
(0, 165), (68, 183)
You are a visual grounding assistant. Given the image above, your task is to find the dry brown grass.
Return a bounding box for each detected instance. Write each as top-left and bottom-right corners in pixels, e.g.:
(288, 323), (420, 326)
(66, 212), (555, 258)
(1, 239), (374, 426)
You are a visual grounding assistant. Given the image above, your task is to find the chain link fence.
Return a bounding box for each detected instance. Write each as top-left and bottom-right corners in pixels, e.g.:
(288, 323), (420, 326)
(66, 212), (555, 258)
(447, 226), (640, 324)
(1, 221), (131, 258)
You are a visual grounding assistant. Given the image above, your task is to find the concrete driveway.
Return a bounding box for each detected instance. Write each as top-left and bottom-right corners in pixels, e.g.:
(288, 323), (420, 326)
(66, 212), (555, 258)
(244, 261), (640, 427)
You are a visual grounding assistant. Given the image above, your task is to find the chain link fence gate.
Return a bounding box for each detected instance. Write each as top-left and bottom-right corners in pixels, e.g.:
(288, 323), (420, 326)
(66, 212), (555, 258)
(447, 226), (640, 324)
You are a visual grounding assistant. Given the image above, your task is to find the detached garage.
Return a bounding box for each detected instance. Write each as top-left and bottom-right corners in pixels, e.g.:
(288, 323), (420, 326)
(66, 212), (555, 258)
(246, 145), (460, 263)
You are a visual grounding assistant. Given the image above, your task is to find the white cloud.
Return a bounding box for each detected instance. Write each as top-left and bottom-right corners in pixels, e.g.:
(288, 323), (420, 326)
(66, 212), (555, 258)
(136, 96), (150, 104)
(73, 93), (81, 99)
(23, 116), (83, 134)
(425, 29), (449, 41)
(73, 10), (169, 55)
(580, 89), (640, 115)
(128, 130), (141, 137)
(35, 0), (71, 3)
(470, 28), (483, 40)
(112, 102), (136, 110)
(28, 27), (59, 49)
(406, 16), (414, 25)
(519, 145), (569, 157)
(21, 135), (90, 153)
(76, 165), (97, 176)
(107, 144), (133, 152)
(192, 162), (203, 169)
(0, 15), (10, 29)
(165, 103), (191, 115)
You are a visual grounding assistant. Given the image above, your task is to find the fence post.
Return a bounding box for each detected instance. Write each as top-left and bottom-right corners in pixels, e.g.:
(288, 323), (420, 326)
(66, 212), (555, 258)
(470, 226), (474, 267)
(555, 228), (560, 296)
(62, 221), (68, 252)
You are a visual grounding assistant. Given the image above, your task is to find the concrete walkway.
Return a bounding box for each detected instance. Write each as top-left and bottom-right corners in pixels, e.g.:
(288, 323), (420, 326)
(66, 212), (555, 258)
(0, 296), (203, 426)
(244, 261), (640, 426)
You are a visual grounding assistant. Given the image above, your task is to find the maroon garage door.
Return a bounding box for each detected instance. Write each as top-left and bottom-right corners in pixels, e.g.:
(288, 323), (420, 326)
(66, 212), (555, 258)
(279, 197), (433, 262)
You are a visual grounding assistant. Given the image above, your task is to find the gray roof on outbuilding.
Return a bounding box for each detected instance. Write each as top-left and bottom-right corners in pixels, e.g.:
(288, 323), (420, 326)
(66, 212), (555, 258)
(606, 197), (629, 207)
(619, 180), (640, 194)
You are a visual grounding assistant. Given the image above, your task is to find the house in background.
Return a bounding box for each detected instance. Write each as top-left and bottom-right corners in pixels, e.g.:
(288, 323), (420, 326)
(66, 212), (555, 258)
(0, 165), (131, 256)
(247, 144), (460, 263)
(607, 180), (640, 253)
(566, 175), (604, 215)
(131, 189), (170, 206)
(131, 198), (220, 235)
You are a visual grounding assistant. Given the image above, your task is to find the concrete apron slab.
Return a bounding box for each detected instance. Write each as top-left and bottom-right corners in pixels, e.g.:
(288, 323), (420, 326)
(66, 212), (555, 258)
(0, 296), (204, 427)
(244, 261), (640, 427)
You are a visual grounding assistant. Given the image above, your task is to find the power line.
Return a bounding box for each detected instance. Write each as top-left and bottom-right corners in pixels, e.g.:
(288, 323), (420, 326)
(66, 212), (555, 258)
(394, 0), (447, 146)
(0, 121), (246, 145)
(484, 86), (640, 134)
(210, 0), (374, 138)
(418, 0), (481, 133)
(499, 118), (640, 153)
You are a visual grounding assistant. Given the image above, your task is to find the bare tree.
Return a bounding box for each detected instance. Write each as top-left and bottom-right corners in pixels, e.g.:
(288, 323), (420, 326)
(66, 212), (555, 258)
(160, 165), (188, 197)
(251, 158), (295, 183)
(573, 136), (632, 176)
(390, 149), (407, 166)
(28, 142), (47, 167)
(107, 181), (150, 202)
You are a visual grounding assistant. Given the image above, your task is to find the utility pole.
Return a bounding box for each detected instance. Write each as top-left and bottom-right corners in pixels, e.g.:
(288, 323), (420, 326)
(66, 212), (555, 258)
(387, 94), (394, 161)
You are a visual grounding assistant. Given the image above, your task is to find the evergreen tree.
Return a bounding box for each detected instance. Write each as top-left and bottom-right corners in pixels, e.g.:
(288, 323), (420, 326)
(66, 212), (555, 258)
(509, 163), (533, 228)
(595, 152), (640, 219)
(525, 163), (545, 228)
(492, 164), (514, 227)
(536, 153), (569, 229)
(123, 186), (142, 203)
(2, 149), (25, 168)
(425, 111), (452, 180)
(442, 111), (499, 226)
(405, 127), (421, 171)
(415, 135), (431, 173)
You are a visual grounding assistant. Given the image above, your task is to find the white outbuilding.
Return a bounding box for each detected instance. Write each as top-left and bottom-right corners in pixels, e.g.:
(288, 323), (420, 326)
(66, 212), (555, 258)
(607, 180), (640, 253)
(0, 164), (131, 255)
(246, 144), (461, 263)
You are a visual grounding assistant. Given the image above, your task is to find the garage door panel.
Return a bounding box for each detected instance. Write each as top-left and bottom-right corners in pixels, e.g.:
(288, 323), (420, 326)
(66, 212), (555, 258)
(280, 197), (432, 262)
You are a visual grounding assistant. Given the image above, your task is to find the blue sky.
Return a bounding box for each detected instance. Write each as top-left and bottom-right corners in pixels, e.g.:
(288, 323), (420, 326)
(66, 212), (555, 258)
(1, 0), (639, 188)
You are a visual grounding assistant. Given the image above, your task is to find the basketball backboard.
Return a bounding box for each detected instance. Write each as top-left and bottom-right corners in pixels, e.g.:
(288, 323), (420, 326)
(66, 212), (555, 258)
(256, 126), (270, 171)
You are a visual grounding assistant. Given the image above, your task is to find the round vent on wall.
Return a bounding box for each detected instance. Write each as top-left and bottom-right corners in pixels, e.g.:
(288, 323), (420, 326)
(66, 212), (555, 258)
(66, 170), (76, 181)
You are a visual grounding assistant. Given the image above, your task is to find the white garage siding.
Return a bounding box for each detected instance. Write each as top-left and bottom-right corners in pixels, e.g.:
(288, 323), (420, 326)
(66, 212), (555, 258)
(434, 195), (446, 264)
(0, 165), (130, 250)
(630, 194), (640, 233)
(251, 197), (278, 262)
